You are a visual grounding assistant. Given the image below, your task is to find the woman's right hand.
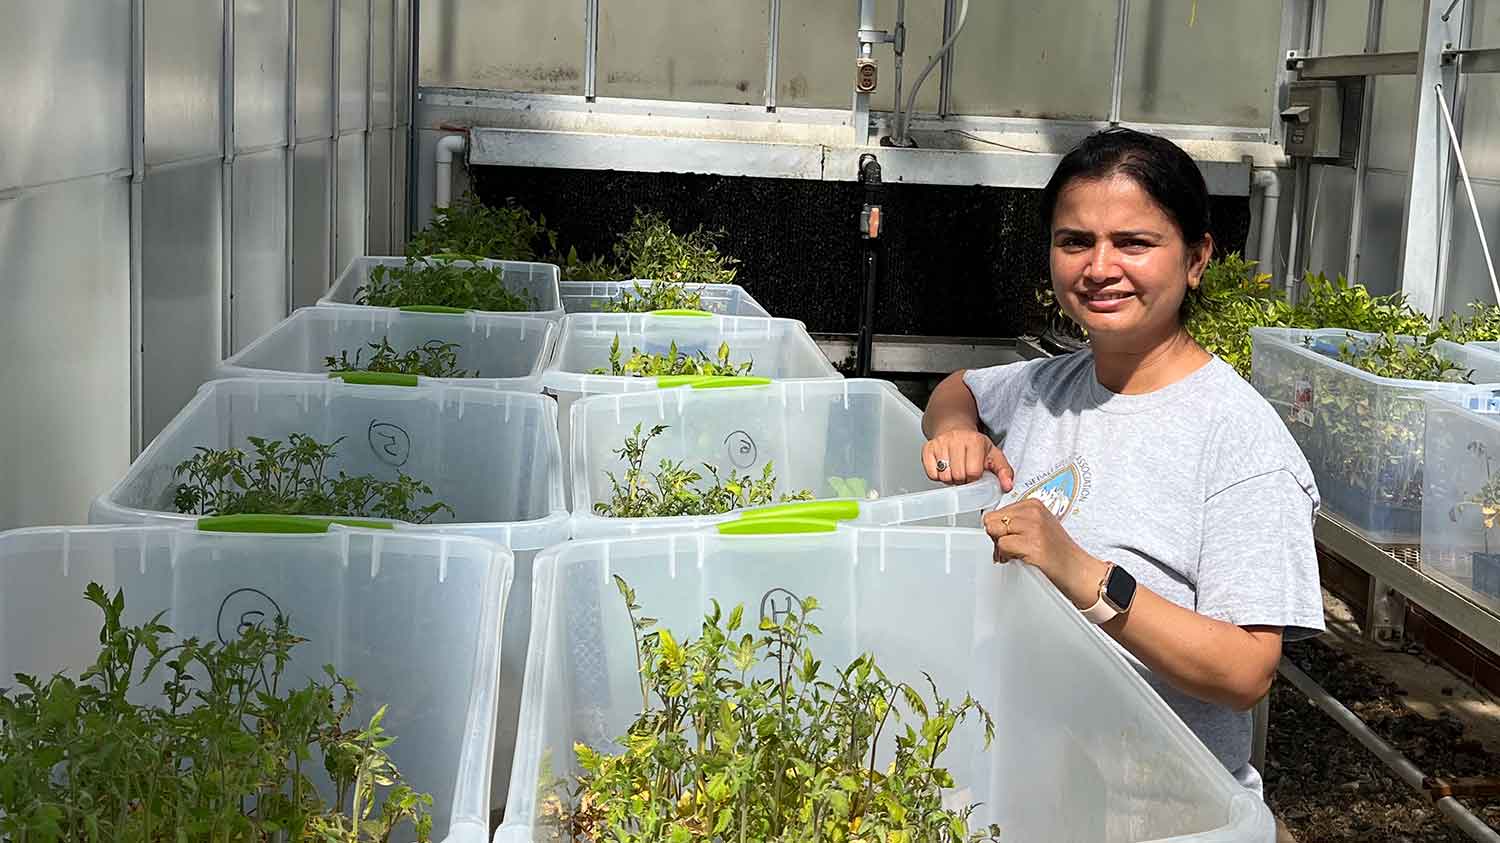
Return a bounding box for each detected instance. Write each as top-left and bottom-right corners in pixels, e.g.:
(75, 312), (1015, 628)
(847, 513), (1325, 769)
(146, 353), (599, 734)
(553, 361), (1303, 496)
(922, 429), (1014, 491)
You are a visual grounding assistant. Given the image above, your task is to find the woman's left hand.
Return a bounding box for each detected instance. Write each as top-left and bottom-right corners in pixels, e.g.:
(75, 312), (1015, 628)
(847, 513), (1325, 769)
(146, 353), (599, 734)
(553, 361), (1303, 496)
(983, 499), (1111, 610)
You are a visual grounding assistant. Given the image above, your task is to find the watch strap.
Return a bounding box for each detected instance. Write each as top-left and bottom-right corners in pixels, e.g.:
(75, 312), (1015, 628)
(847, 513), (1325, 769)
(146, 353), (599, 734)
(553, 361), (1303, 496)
(1081, 562), (1121, 625)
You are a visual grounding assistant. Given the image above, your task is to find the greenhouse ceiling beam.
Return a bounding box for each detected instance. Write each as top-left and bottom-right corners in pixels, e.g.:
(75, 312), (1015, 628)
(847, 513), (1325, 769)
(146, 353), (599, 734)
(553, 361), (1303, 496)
(466, 127), (1251, 195)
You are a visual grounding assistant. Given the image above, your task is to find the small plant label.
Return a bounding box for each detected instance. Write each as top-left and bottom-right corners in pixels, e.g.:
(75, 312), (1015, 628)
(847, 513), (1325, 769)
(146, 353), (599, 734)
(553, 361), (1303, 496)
(725, 429), (758, 469)
(1292, 378), (1315, 427)
(368, 420), (412, 466)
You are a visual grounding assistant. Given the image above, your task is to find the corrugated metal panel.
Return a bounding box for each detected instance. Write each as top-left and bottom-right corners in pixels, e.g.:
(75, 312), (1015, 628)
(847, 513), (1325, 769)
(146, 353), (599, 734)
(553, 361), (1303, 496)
(297, 0), (336, 141)
(292, 140), (333, 306)
(951, 0), (1115, 120)
(145, 0), (223, 165)
(1356, 168), (1407, 295)
(772, 0), (857, 109)
(337, 133), (367, 271)
(231, 149), (289, 352)
(0, 0), (131, 192)
(235, 0), (291, 150)
(393, 129), (409, 249)
(141, 160), (224, 443)
(1121, 0), (1279, 127)
(417, 0), (583, 95)
(340, 0), (370, 131)
(394, 0), (411, 122)
(371, 0), (394, 128)
(1304, 164), (1356, 280)
(1322, 0), (1373, 54)
(0, 177), (131, 529)
(597, 0), (769, 104)
(1444, 179), (1500, 308)
(366, 129), (393, 255)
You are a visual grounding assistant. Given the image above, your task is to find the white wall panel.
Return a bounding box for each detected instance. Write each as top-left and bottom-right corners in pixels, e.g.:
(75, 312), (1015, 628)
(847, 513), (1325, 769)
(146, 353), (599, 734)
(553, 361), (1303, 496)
(337, 134), (368, 272)
(419, 0), (584, 95)
(145, 0), (224, 165)
(597, 0), (769, 103)
(298, 0), (336, 141)
(1304, 164), (1356, 280)
(1121, 0), (1279, 127)
(367, 130), (394, 255)
(141, 160), (224, 444)
(951, 0), (1113, 120)
(341, 0), (371, 131)
(293, 140), (334, 306)
(0, 0), (131, 192)
(0, 178), (131, 529)
(1444, 180), (1500, 309)
(372, 0), (395, 128)
(231, 149), (289, 351)
(235, 0), (292, 150)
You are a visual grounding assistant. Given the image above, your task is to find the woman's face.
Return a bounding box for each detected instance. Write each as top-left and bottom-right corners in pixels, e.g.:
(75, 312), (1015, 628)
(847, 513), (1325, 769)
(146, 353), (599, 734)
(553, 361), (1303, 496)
(1049, 173), (1211, 347)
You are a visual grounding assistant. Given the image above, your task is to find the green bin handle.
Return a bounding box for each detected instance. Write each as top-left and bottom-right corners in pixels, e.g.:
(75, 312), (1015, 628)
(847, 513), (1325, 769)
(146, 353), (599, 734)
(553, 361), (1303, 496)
(424, 252), (488, 263)
(399, 304), (468, 314)
(198, 515), (396, 534)
(717, 516), (839, 536)
(647, 309), (714, 318)
(736, 499), (860, 522)
(655, 375), (771, 389)
(331, 371), (420, 387)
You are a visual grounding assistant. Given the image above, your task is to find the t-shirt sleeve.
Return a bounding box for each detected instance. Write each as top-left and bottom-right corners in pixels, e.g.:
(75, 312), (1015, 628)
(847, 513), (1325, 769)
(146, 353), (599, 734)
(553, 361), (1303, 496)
(1195, 469), (1326, 640)
(962, 360), (1036, 436)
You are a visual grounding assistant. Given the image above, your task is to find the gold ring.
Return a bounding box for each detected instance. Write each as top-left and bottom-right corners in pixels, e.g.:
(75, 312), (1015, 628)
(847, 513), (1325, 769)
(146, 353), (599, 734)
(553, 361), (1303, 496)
(999, 515), (1012, 531)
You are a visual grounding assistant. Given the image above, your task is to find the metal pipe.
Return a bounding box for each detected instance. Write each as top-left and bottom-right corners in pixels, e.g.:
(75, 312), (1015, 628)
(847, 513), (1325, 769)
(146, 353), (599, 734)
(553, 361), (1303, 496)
(222, 0), (237, 354)
(765, 0), (781, 110)
(853, 0), (877, 145)
(1251, 168), (1282, 275)
(892, 0), (905, 117)
(434, 133), (466, 209)
(406, 0), (421, 244)
(584, 0), (599, 101)
(1346, 0), (1383, 286)
(129, 0), (146, 458)
(286, 0), (299, 311)
(938, 0), (956, 117)
(1436, 82), (1500, 305)
(893, 0), (969, 146)
(1278, 658), (1500, 843)
(1108, 0), (1130, 125)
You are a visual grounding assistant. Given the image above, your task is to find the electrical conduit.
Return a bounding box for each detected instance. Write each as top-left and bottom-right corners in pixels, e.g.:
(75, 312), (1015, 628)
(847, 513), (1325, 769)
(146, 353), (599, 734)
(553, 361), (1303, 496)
(892, 0), (970, 147)
(1251, 168), (1282, 276)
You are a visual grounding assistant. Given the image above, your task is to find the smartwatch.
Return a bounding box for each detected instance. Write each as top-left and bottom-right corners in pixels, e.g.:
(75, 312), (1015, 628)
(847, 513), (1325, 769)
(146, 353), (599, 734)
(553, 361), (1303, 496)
(1081, 562), (1137, 625)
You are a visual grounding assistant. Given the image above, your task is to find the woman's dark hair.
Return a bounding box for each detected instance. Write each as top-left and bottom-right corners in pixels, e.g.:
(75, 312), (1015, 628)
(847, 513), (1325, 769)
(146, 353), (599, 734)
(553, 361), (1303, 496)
(1040, 127), (1212, 320)
(1039, 127), (1210, 246)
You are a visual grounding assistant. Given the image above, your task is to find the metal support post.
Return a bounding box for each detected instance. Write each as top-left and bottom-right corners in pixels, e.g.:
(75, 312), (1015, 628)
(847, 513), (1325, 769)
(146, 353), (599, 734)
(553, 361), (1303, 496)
(129, 0), (146, 458)
(1396, 0), (1458, 316)
(1346, 0), (1383, 286)
(222, 0), (236, 354)
(286, 0), (299, 312)
(938, 0), (957, 118)
(857, 154), (882, 376)
(765, 0), (781, 110)
(1108, 0), (1129, 125)
(584, 0), (599, 101)
(853, 0), (877, 145)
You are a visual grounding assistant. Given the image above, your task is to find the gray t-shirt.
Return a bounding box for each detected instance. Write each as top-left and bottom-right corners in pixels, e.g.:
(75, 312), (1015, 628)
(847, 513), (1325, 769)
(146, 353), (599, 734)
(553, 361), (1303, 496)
(964, 351), (1325, 790)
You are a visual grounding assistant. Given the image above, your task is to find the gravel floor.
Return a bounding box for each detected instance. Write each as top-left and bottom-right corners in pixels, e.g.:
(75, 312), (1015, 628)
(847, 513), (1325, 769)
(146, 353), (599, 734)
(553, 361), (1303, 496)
(1266, 638), (1500, 842)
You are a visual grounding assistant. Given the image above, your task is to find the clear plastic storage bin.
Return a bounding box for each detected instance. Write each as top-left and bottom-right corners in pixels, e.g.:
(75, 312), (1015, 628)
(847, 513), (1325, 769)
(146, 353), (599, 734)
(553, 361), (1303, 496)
(1250, 327), (1500, 545)
(569, 379), (1000, 539)
(497, 524), (1275, 843)
(541, 311), (840, 483)
(218, 307), (558, 393)
(0, 521), (512, 843)
(319, 256), (564, 321)
(560, 279), (770, 317)
(1422, 396), (1500, 612)
(90, 377), (570, 810)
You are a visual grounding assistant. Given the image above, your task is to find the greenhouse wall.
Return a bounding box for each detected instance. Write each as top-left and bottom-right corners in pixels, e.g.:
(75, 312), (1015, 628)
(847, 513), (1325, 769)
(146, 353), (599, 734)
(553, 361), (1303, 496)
(0, 0), (412, 531)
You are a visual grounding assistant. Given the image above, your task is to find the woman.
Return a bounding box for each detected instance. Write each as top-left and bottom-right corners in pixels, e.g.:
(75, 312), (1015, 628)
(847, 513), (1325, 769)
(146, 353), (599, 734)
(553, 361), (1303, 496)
(921, 128), (1323, 796)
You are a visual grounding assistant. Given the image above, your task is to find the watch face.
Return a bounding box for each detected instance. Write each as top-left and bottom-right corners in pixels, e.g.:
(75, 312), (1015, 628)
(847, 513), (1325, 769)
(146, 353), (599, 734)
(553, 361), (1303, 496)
(1104, 566), (1137, 612)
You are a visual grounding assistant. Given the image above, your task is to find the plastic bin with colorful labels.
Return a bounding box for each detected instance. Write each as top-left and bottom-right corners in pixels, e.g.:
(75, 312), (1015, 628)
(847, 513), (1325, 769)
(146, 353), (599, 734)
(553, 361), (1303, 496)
(568, 378), (1000, 539)
(560, 279), (770, 317)
(1249, 327), (1500, 545)
(89, 377), (569, 813)
(0, 519), (512, 843)
(318, 256), (564, 322)
(1421, 392), (1500, 612)
(218, 306), (558, 393)
(541, 309), (842, 483)
(495, 516), (1276, 843)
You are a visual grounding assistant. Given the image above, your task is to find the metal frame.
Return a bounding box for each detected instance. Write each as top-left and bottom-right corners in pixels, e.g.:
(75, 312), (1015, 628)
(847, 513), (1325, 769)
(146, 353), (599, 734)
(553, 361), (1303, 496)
(285, 0), (299, 313)
(764, 0), (780, 111)
(221, 0), (236, 354)
(1396, 0), (1457, 315)
(129, 0), (146, 458)
(1108, 0), (1129, 125)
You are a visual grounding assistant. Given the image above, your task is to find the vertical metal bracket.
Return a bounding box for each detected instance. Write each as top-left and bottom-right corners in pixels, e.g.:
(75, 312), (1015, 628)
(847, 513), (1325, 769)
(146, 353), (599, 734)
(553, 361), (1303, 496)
(1396, 0), (1459, 316)
(222, 0), (237, 355)
(1367, 577), (1408, 647)
(286, 0), (299, 313)
(938, 0), (957, 118)
(129, 0), (147, 459)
